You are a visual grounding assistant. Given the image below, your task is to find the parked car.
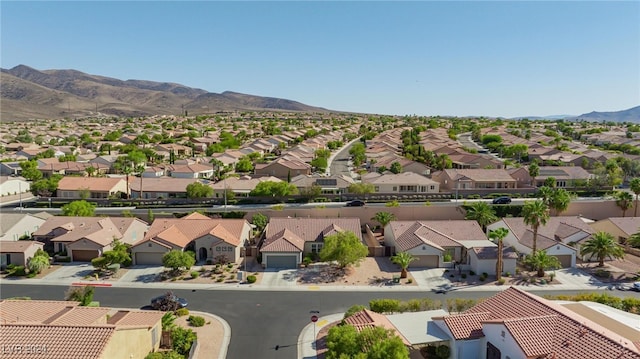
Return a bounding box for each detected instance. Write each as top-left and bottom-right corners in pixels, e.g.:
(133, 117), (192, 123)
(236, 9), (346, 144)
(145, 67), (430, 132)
(151, 292), (188, 311)
(346, 200), (366, 207)
(632, 282), (640, 292)
(492, 196), (512, 204)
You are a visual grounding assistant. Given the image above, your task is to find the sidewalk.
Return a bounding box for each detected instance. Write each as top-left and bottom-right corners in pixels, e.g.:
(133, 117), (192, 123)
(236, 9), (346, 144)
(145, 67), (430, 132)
(298, 313), (343, 359)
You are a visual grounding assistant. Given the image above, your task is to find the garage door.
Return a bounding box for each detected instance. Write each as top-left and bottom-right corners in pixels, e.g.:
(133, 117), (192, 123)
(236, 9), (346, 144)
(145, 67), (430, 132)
(265, 255), (298, 269)
(556, 255), (572, 268)
(135, 252), (165, 265)
(409, 255), (439, 268)
(72, 250), (99, 262)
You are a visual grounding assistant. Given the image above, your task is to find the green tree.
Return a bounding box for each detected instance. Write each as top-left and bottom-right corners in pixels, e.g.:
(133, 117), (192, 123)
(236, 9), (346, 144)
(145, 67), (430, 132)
(488, 227), (509, 281)
(250, 181), (298, 197)
(170, 326), (197, 357)
(390, 161), (402, 174)
(310, 156), (328, 173)
(161, 312), (177, 331)
(252, 213), (268, 234)
(30, 175), (62, 197)
(325, 325), (409, 359)
(524, 250), (561, 277)
(19, 160), (43, 181)
(464, 202), (497, 231)
(235, 157), (254, 173)
(92, 239), (131, 271)
(630, 177), (640, 217)
(614, 190), (634, 217)
(522, 200), (550, 253)
(61, 200), (96, 216)
(580, 231), (624, 267)
(348, 183), (375, 196)
(319, 231), (368, 268)
(162, 250), (195, 272)
(372, 211), (396, 235)
(27, 252), (50, 275)
(629, 231), (640, 248)
(391, 252), (416, 278)
(547, 188), (573, 216)
(186, 182), (213, 198)
(528, 162), (539, 186)
(65, 285), (94, 306)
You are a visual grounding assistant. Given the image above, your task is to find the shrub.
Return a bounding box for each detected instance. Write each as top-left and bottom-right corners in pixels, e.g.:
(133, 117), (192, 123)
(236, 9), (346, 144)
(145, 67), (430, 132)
(479, 276), (486, 282)
(170, 326), (197, 356)
(246, 275), (257, 283)
(344, 304), (366, 319)
(107, 263), (120, 273)
(469, 270), (475, 276)
(175, 308), (189, 317)
(406, 278), (413, 284)
(190, 271), (199, 279)
(443, 253), (452, 262)
(7, 265), (26, 277)
(504, 272), (511, 277)
(461, 273), (467, 279)
(188, 315), (205, 327)
(369, 299), (401, 313)
(497, 278), (506, 285)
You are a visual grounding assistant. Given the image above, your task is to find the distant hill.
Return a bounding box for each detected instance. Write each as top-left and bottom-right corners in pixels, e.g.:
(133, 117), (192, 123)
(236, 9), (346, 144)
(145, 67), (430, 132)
(566, 105), (640, 123)
(0, 65), (330, 120)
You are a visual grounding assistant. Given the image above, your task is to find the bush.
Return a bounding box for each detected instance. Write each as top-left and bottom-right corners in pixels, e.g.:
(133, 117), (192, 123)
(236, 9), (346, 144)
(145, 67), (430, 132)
(188, 315), (205, 327)
(504, 272), (511, 277)
(469, 270), (475, 276)
(246, 275), (257, 283)
(461, 273), (467, 279)
(7, 265), (26, 277)
(175, 308), (189, 317)
(497, 278), (506, 285)
(56, 256), (71, 263)
(170, 326), (197, 356)
(190, 271), (199, 279)
(107, 263), (120, 273)
(344, 304), (366, 319)
(369, 299), (401, 313)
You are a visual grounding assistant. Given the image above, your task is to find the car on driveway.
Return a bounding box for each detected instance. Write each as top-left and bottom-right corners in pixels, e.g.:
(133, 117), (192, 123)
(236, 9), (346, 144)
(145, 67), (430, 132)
(492, 196), (512, 204)
(346, 200), (366, 207)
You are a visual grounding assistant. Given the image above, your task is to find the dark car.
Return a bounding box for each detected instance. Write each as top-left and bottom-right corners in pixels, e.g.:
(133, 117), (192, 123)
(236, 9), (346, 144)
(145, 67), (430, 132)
(492, 196), (512, 204)
(346, 200), (366, 207)
(151, 292), (188, 311)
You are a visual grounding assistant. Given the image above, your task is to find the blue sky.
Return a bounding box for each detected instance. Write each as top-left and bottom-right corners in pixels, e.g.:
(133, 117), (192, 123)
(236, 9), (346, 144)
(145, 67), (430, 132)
(2, 1), (639, 118)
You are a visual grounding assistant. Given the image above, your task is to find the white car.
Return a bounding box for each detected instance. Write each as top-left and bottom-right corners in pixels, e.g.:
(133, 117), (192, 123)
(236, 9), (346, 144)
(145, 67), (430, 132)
(633, 282), (640, 292)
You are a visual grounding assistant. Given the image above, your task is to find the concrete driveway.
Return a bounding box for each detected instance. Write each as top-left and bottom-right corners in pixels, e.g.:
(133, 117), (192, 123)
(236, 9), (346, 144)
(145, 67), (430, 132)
(118, 265), (165, 284)
(41, 263), (95, 283)
(409, 268), (452, 290)
(259, 268), (299, 288)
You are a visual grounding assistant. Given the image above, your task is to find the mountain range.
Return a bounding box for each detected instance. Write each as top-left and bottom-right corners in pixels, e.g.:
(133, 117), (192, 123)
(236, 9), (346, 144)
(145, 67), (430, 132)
(565, 106), (640, 123)
(0, 65), (329, 120)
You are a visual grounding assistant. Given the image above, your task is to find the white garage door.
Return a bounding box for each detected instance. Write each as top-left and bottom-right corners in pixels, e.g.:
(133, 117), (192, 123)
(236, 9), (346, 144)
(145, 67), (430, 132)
(409, 255), (439, 268)
(265, 255), (298, 269)
(135, 252), (165, 265)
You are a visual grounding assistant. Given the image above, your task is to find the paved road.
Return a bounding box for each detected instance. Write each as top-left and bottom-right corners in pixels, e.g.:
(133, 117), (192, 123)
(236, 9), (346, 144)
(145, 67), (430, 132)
(2, 284), (638, 359)
(328, 137), (361, 178)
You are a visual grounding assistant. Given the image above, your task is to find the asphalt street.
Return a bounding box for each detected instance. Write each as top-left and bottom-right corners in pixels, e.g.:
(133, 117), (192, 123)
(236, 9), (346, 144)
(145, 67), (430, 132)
(2, 284), (639, 359)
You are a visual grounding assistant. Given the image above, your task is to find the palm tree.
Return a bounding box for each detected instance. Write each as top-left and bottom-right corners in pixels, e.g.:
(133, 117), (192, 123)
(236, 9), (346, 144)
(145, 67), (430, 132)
(538, 186), (554, 206)
(372, 211), (396, 235)
(391, 252), (417, 278)
(628, 231), (640, 248)
(464, 202), (497, 232)
(548, 188), (573, 216)
(522, 200), (550, 253)
(629, 177), (640, 217)
(580, 231), (624, 267)
(488, 227), (509, 281)
(524, 250), (561, 277)
(614, 191), (634, 217)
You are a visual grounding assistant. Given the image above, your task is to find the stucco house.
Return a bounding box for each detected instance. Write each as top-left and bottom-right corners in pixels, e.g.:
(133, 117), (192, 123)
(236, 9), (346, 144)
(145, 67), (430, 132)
(432, 169), (518, 191)
(487, 216), (595, 268)
(0, 241), (45, 268)
(56, 177), (127, 199)
(432, 287), (640, 359)
(212, 175), (282, 198)
(590, 217), (640, 245)
(260, 217), (363, 269)
(289, 174), (355, 195)
(130, 212), (251, 265)
(0, 213), (49, 242)
(384, 220), (516, 275)
(130, 177), (204, 199)
(254, 157), (312, 180)
(0, 176), (30, 197)
(363, 172), (440, 194)
(0, 300), (164, 359)
(509, 166), (593, 188)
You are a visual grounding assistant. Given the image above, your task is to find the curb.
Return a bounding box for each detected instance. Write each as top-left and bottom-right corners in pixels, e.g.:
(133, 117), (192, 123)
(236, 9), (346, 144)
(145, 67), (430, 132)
(187, 310), (232, 359)
(71, 282), (112, 287)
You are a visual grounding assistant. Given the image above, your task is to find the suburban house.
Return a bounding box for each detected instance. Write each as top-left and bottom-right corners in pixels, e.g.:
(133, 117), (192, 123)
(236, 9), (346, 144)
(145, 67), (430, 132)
(254, 157), (312, 180)
(432, 169), (518, 191)
(0, 300), (164, 359)
(166, 163), (214, 179)
(384, 220), (516, 275)
(289, 174), (355, 195)
(260, 217), (363, 269)
(130, 213), (251, 265)
(154, 143), (192, 158)
(0, 176), (30, 197)
(129, 177), (205, 199)
(487, 216), (596, 267)
(369, 155), (432, 176)
(56, 177), (127, 199)
(362, 172), (440, 194)
(0, 161), (23, 176)
(0, 241), (45, 268)
(509, 166), (593, 188)
(590, 217), (640, 245)
(212, 175), (282, 197)
(432, 287), (640, 359)
(32, 216), (148, 261)
(0, 212), (49, 241)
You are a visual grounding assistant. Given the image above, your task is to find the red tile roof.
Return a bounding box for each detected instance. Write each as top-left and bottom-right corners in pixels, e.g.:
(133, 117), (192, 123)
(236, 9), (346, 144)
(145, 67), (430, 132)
(344, 309), (410, 345)
(260, 229), (306, 252)
(389, 220), (486, 252)
(261, 218), (362, 253)
(138, 216), (248, 248)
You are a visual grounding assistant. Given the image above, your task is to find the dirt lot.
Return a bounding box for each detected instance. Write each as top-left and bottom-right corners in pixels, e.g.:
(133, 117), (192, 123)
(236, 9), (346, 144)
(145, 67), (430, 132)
(296, 257), (416, 286)
(159, 259), (263, 285)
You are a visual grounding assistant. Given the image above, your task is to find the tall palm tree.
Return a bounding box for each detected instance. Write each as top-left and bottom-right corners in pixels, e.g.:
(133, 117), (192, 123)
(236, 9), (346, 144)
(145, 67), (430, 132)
(580, 231), (624, 267)
(614, 191), (634, 217)
(391, 252), (417, 278)
(372, 211), (396, 236)
(488, 227), (509, 281)
(524, 250), (561, 277)
(464, 202), (497, 232)
(629, 177), (640, 217)
(522, 200), (550, 253)
(548, 188), (573, 216)
(628, 231), (640, 248)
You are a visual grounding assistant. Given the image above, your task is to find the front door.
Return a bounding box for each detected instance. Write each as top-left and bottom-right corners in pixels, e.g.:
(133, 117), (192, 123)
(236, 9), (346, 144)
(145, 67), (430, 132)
(199, 247), (208, 262)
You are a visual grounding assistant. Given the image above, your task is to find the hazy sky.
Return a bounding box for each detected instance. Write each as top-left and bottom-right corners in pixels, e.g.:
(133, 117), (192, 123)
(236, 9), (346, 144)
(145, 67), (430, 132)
(2, 1), (639, 118)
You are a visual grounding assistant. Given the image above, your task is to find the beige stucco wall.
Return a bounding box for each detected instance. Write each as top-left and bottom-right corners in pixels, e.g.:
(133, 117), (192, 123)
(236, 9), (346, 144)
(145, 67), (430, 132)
(101, 324), (161, 359)
(0, 216), (46, 241)
(195, 234), (240, 263)
(120, 220), (149, 245)
(67, 238), (109, 251)
(589, 220), (627, 242)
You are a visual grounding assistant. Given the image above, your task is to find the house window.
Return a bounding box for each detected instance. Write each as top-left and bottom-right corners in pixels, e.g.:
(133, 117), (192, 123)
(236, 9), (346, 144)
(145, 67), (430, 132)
(430, 185), (435, 190)
(392, 186), (397, 191)
(311, 243), (323, 253)
(228, 246), (233, 252)
(148, 243), (152, 247)
(486, 342), (501, 359)
(501, 330), (505, 338)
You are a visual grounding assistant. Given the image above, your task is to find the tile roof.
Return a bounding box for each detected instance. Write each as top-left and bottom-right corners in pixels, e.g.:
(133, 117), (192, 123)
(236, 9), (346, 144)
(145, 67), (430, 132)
(343, 309), (410, 345)
(33, 217), (125, 246)
(260, 228), (306, 252)
(472, 246), (518, 260)
(439, 287), (640, 358)
(388, 220), (487, 252)
(263, 217), (362, 249)
(106, 310), (164, 328)
(605, 217), (640, 236)
(129, 177), (200, 192)
(0, 301), (78, 324)
(0, 324), (115, 359)
(43, 306), (111, 326)
(442, 169), (517, 182)
(138, 216), (248, 248)
(500, 216), (594, 248)
(56, 176), (124, 192)
(0, 241), (44, 253)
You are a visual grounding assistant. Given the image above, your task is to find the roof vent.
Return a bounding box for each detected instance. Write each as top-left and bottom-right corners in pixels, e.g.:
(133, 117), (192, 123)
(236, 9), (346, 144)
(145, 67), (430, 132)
(578, 327), (587, 337)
